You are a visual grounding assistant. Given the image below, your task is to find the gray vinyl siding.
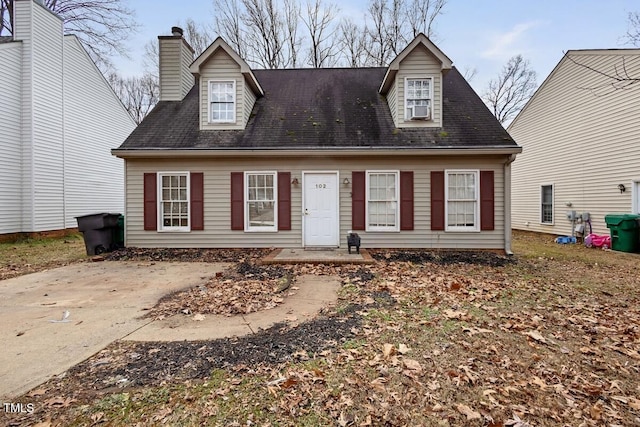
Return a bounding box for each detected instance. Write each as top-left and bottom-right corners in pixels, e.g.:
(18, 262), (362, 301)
(62, 36), (134, 228)
(125, 155), (506, 249)
(27, 1), (65, 232)
(396, 45), (442, 128)
(199, 50), (245, 130)
(509, 50), (640, 235)
(0, 43), (23, 233)
(243, 83), (257, 127)
(387, 80), (398, 126)
(1, 1), (134, 234)
(158, 37), (194, 102)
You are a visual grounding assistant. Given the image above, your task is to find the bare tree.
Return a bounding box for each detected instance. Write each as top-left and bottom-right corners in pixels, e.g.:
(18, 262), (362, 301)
(362, 0), (447, 66)
(462, 66), (478, 83)
(337, 18), (368, 67)
(210, 0), (447, 69)
(107, 72), (158, 124)
(183, 18), (214, 56)
(213, 0), (247, 59)
(623, 11), (640, 47)
(0, 0), (138, 69)
(301, 0), (339, 67)
(283, 0), (301, 67)
(484, 54), (537, 124)
(406, 0), (446, 39)
(241, 0), (288, 68)
(364, 0), (390, 66)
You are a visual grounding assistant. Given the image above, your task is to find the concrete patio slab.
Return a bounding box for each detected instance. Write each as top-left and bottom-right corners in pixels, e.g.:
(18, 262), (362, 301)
(0, 261), (228, 400)
(263, 248), (375, 264)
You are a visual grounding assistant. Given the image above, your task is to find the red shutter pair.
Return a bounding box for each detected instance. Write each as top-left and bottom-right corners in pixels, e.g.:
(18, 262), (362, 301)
(143, 173), (204, 231)
(230, 172), (292, 231)
(430, 170), (494, 231)
(351, 171), (414, 231)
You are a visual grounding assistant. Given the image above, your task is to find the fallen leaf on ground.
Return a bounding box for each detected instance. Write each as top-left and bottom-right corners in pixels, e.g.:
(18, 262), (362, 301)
(457, 403), (481, 420)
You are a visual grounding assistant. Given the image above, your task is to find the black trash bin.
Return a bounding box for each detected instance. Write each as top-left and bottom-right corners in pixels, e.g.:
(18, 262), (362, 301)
(76, 213), (121, 255)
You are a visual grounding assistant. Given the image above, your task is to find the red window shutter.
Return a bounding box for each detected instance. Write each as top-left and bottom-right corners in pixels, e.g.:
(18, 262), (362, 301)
(480, 170), (495, 231)
(278, 172), (291, 230)
(352, 171), (365, 230)
(230, 172), (244, 230)
(430, 171), (445, 231)
(400, 171), (414, 230)
(143, 173), (157, 231)
(190, 172), (204, 230)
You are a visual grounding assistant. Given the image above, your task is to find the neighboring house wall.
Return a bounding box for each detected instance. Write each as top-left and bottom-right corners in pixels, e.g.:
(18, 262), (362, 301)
(0, 0), (135, 234)
(62, 35), (131, 227)
(124, 155), (506, 249)
(0, 42), (23, 233)
(15, 0), (65, 232)
(509, 50), (640, 236)
(395, 45), (442, 128)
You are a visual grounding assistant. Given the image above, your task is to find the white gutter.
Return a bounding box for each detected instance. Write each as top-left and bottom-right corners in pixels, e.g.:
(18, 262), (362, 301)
(504, 154), (517, 255)
(112, 146), (523, 159)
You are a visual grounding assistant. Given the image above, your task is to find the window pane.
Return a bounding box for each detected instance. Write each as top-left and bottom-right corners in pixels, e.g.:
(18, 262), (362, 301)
(248, 202), (274, 226)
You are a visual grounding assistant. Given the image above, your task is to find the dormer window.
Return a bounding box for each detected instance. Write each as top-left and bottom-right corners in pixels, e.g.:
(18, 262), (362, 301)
(405, 78), (432, 121)
(209, 80), (236, 123)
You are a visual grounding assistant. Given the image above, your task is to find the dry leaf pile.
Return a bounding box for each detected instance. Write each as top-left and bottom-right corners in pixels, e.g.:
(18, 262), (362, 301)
(147, 262), (296, 318)
(4, 237), (640, 427)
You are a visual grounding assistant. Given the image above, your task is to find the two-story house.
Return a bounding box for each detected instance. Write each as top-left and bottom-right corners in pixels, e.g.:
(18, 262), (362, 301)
(0, 0), (135, 237)
(112, 28), (521, 253)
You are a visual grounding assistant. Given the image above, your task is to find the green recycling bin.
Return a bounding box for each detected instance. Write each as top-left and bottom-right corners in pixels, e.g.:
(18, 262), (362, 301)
(604, 214), (640, 253)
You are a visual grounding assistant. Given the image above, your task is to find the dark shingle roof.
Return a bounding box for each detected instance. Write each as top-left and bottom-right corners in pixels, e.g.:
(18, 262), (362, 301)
(118, 67), (516, 150)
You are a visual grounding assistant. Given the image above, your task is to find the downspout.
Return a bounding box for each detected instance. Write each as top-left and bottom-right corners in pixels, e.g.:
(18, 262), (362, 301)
(504, 154), (517, 255)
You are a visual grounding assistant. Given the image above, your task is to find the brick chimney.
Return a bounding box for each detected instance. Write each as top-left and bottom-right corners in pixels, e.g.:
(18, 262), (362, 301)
(158, 26), (195, 101)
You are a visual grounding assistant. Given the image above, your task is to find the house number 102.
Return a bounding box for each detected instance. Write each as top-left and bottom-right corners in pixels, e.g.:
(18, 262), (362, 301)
(315, 184), (326, 189)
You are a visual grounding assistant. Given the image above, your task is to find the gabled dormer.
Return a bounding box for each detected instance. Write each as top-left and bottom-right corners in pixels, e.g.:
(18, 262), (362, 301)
(379, 33), (453, 128)
(189, 38), (264, 130)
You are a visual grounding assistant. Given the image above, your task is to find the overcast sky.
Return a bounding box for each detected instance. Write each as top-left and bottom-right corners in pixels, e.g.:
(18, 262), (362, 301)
(113, 0), (639, 95)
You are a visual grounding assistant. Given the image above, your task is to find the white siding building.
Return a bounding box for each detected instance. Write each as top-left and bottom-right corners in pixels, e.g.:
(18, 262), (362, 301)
(0, 0), (136, 235)
(508, 49), (640, 236)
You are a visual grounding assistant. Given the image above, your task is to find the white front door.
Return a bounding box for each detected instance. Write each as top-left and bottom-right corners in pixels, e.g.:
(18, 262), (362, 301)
(303, 172), (339, 247)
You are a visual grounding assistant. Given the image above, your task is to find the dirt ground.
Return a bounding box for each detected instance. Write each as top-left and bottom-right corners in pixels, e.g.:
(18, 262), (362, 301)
(2, 232), (640, 426)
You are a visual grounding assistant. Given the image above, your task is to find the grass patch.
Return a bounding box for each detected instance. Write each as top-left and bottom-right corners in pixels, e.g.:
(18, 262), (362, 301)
(0, 232), (86, 280)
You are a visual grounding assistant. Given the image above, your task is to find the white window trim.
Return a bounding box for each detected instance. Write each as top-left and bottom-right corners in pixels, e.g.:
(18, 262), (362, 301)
(157, 171), (190, 232)
(244, 171), (278, 232)
(366, 170), (400, 232)
(540, 183), (554, 225)
(208, 79), (236, 124)
(445, 169), (480, 232)
(404, 76), (433, 121)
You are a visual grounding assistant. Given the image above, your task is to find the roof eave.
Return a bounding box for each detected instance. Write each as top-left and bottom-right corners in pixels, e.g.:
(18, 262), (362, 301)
(112, 146), (522, 159)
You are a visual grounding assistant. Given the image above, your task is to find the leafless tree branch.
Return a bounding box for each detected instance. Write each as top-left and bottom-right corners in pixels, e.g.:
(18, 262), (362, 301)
(483, 54), (537, 124)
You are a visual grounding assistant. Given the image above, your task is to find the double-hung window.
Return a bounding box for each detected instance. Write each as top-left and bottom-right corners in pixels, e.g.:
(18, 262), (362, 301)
(209, 81), (235, 123)
(245, 172), (277, 231)
(541, 185), (553, 224)
(159, 172), (190, 231)
(445, 170), (479, 231)
(405, 77), (432, 120)
(367, 171), (399, 231)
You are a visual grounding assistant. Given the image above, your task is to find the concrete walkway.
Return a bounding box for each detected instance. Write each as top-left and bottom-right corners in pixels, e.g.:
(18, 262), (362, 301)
(124, 274), (340, 341)
(0, 262), (340, 400)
